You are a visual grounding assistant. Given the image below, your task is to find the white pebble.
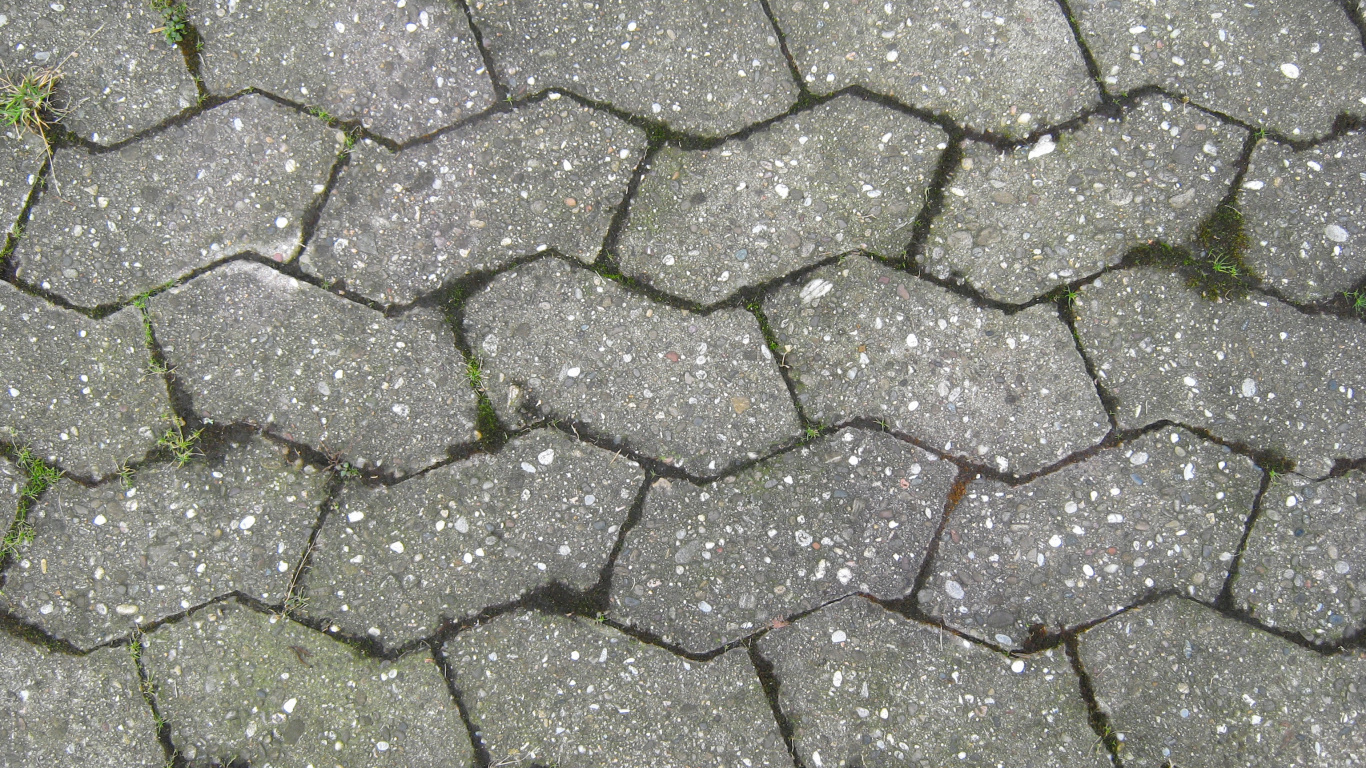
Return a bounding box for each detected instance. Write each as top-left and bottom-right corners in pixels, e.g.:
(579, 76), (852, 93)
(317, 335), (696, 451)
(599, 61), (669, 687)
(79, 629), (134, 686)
(1011, 659), (1026, 673)
(282, 697), (297, 714)
(831, 630), (847, 643)
(1280, 62), (1300, 79)
(537, 448), (556, 465)
(239, 515), (256, 530)
(944, 580), (965, 600)
(698, 601), (713, 613)
(1325, 224), (1349, 243)
(389, 541), (405, 554)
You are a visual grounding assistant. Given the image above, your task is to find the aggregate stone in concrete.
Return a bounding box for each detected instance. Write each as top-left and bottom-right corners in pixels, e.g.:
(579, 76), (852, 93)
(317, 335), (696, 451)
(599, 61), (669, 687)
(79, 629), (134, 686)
(1073, 0), (1366, 138)
(151, 261), (479, 476)
(0, 1), (197, 144)
(2, 128), (43, 236)
(771, 0), (1096, 135)
(0, 631), (162, 768)
(612, 428), (956, 652)
(307, 430), (644, 647)
(0, 282), (167, 480)
(1, 436), (327, 650)
(758, 597), (1106, 768)
(1240, 132), (1366, 302)
(444, 610), (789, 768)
(1079, 596), (1366, 767)
(1074, 269), (1366, 477)
(1235, 471), (1366, 643)
(14, 96), (336, 308)
(193, 0), (494, 143)
(302, 97), (647, 305)
(469, 0), (798, 136)
(925, 98), (1245, 303)
(767, 256), (1110, 475)
(143, 600), (471, 768)
(617, 95), (946, 303)
(922, 427), (1259, 647)
(466, 257), (801, 475)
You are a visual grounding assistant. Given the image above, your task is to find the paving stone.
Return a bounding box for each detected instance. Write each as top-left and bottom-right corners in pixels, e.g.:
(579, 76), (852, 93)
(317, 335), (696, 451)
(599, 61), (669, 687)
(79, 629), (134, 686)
(1235, 471), (1366, 643)
(1079, 596), (1366, 767)
(617, 95), (945, 303)
(1240, 133), (1366, 302)
(444, 610), (789, 767)
(469, 0), (798, 136)
(466, 257), (801, 475)
(0, 632), (162, 767)
(771, 0), (1096, 135)
(0, 1), (197, 144)
(1073, 0), (1366, 138)
(1, 128), (43, 237)
(611, 428), (955, 652)
(1074, 269), (1366, 477)
(0, 282), (167, 480)
(307, 430), (644, 647)
(767, 256), (1110, 475)
(143, 600), (470, 767)
(925, 97), (1245, 303)
(193, 0), (494, 143)
(302, 97), (647, 305)
(14, 95), (336, 308)
(758, 597), (1105, 768)
(922, 427), (1259, 646)
(150, 261), (479, 476)
(1, 436), (327, 650)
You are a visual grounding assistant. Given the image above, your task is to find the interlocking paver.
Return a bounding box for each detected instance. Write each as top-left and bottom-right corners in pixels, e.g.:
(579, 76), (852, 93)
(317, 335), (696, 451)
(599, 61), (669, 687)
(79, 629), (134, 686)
(1079, 596), (1366, 767)
(1235, 471), (1366, 642)
(612, 428), (955, 652)
(469, 0), (798, 135)
(767, 255), (1110, 474)
(0, 282), (168, 480)
(617, 95), (945, 303)
(759, 597), (1106, 768)
(14, 95), (336, 307)
(921, 427), (1258, 646)
(150, 261), (479, 476)
(771, 0), (1096, 135)
(1, 436), (327, 649)
(465, 257), (801, 475)
(1, 128), (43, 236)
(1074, 269), (1366, 477)
(444, 610), (789, 767)
(1073, 0), (1366, 138)
(307, 430), (643, 647)
(925, 97), (1245, 303)
(193, 0), (494, 143)
(302, 97), (647, 305)
(143, 600), (471, 767)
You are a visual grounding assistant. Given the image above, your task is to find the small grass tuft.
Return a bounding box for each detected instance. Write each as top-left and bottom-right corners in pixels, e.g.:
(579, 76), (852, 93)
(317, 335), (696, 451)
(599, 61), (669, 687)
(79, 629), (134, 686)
(149, 1), (190, 45)
(1345, 290), (1366, 316)
(2, 449), (63, 557)
(1128, 200), (1255, 301)
(1, 68), (60, 144)
(157, 415), (204, 467)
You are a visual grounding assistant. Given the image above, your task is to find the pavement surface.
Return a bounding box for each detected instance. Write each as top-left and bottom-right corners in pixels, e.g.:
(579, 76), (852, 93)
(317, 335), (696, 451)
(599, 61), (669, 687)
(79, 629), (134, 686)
(2, 1), (1366, 767)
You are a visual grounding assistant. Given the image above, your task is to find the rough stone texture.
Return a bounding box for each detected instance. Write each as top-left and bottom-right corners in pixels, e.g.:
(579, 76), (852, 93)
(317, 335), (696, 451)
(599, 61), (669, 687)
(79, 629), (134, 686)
(1074, 0), (1366, 138)
(1, 128), (43, 236)
(302, 97), (647, 305)
(194, 0), (494, 143)
(1235, 471), (1366, 643)
(612, 429), (956, 652)
(15, 96), (336, 307)
(0, 632), (162, 768)
(925, 98), (1245, 303)
(772, 0), (1097, 135)
(1240, 133), (1366, 302)
(1075, 269), (1366, 477)
(767, 256), (1110, 475)
(0, 1), (197, 143)
(144, 600), (471, 768)
(1, 436), (327, 650)
(307, 430), (644, 647)
(759, 597), (1106, 768)
(617, 95), (946, 303)
(470, 0), (798, 135)
(1080, 597), (1366, 767)
(150, 261), (479, 476)
(922, 427), (1259, 646)
(0, 282), (167, 480)
(0, 456), (20, 527)
(445, 610), (789, 767)
(466, 257), (801, 475)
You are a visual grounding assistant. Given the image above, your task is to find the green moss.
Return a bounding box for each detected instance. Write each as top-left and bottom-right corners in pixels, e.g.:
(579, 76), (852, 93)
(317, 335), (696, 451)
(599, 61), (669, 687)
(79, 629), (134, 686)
(1128, 201), (1255, 301)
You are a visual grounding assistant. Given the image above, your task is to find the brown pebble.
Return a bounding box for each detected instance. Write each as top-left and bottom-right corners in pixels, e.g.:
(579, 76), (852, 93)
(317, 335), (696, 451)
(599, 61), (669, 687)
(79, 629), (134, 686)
(564, 197), (577, 207)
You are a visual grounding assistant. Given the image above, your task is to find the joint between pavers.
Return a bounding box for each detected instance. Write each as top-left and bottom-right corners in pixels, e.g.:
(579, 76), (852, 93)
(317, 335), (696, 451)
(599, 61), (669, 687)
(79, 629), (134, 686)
(1063, 633), (1126, 767)
(746, 641), (811, 768)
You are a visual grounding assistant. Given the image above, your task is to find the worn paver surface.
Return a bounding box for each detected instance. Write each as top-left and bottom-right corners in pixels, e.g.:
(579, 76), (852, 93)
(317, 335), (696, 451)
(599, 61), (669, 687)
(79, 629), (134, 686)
(2, 2), (1364, 766)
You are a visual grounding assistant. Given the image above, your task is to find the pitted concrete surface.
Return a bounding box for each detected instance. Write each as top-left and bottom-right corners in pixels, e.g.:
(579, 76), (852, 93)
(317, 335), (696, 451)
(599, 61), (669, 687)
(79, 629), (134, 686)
(1, 2), (1364, 766)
